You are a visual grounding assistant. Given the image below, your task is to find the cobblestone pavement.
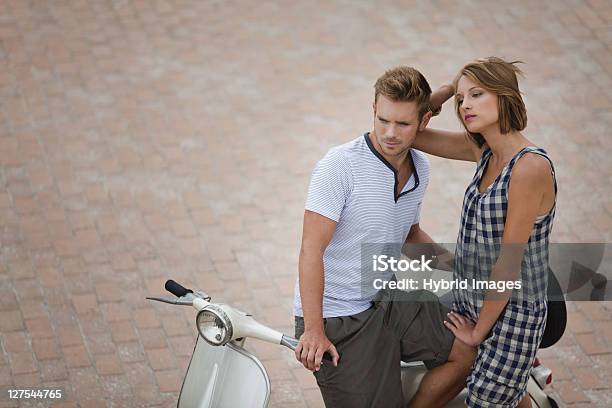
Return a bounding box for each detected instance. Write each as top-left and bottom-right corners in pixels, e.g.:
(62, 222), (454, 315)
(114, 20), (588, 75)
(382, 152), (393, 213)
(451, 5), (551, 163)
(0, 0), (611, 407)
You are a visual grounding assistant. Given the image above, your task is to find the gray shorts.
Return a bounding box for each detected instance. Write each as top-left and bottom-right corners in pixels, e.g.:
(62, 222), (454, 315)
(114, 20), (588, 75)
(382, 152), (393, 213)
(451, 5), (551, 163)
(294, 289), (454, 408)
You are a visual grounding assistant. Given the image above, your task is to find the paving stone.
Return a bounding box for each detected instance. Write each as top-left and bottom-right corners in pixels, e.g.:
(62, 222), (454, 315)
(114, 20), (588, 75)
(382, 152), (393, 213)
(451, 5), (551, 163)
(62, 345), (91, 369)
(95, 353), (124, 377)
(32, 339), (62, 361)
(0, 310), (24, 332)
(1, 332), (29, 354)
(154, 369), (182, 393)
(9, 352), (37, 375)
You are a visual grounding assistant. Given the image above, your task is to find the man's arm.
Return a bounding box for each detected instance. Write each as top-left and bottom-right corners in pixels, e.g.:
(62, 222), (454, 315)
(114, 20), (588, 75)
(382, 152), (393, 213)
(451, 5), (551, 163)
(405, 222), (435, 244)
(403, 223), (454, 271)
(294, 210), (340, 372)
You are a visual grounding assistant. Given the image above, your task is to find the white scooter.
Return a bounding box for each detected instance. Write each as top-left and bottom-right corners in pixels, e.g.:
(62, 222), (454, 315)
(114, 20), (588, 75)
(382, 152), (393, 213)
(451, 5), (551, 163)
(147, 279), (562, 407)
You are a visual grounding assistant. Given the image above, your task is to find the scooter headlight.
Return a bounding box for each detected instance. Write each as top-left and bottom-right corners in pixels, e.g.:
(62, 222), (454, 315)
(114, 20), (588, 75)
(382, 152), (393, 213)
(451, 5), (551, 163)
(196, 305), (233, 346)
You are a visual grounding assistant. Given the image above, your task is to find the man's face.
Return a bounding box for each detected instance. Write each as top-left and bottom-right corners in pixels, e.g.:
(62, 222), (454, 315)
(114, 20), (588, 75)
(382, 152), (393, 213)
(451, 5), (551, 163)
(372, 95), (429, 158)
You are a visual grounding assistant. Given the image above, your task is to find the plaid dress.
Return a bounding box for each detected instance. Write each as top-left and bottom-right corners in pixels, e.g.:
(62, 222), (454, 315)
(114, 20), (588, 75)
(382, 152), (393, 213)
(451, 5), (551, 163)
(453, 146), (557, 407)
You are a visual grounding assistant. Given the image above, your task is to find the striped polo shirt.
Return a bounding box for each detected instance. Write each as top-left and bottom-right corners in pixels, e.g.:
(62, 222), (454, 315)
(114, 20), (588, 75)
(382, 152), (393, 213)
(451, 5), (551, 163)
(293, 133), (430, 318)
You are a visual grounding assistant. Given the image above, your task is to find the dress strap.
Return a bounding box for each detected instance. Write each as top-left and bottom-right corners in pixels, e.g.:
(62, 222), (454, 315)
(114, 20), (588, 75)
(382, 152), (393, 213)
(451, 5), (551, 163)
(505, 146), (558, 198)
(475, 147), (492, 177)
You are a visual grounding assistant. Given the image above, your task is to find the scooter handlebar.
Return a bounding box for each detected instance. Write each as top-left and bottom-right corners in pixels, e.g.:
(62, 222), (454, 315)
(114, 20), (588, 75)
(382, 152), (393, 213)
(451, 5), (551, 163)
(165, 279), (193, 298)
(163, 282), (337, 363)
(281, 335), (336, 363)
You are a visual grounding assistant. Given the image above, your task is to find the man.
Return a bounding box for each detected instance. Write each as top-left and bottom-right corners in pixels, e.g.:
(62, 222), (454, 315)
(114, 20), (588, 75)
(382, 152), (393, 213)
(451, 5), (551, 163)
(293, 66), (476, 407)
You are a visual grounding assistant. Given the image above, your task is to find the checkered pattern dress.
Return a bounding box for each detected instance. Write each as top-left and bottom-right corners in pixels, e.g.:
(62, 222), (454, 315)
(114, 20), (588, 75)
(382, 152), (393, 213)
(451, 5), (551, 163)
(453, 146), (557, 407)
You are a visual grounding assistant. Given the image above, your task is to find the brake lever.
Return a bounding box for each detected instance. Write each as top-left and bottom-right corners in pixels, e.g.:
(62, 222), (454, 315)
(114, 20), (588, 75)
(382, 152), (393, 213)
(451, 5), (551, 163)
(146, 291), (212, 306)
(193, 291), (212, 301)
(146, 296), (194, 305)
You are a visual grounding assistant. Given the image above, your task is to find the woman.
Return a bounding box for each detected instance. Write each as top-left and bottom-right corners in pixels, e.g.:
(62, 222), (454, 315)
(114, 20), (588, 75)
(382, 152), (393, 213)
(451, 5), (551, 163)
(415, 57), (557, 407)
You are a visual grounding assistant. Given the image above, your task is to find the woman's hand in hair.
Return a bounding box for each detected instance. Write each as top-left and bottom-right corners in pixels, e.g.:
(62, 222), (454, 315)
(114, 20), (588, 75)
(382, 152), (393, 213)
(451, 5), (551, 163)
(429, 84), (454, 114)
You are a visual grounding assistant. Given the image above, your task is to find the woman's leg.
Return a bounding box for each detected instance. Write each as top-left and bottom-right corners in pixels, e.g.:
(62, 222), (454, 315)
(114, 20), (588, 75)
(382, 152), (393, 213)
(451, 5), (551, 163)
(516, 394), (532, 408)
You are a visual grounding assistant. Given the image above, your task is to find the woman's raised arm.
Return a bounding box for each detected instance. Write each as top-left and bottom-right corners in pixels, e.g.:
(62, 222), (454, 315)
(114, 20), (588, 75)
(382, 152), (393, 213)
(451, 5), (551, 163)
(413, 85), (482, 162)
(413, 128), (480, 162)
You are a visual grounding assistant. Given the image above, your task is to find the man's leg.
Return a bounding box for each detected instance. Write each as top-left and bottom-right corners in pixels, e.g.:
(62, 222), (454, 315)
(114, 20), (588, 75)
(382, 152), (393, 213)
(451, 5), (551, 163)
(381, 289), (476, 408)
(295, 307), (405, 408)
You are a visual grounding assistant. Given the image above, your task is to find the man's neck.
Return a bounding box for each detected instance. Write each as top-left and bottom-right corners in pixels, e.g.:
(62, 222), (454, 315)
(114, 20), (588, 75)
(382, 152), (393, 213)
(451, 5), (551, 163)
(369, 131), (411, 172)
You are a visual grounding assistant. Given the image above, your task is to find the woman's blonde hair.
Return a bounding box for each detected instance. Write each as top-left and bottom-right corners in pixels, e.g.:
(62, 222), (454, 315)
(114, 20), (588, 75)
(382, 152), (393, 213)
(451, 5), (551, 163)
(453, 57), (527, 147)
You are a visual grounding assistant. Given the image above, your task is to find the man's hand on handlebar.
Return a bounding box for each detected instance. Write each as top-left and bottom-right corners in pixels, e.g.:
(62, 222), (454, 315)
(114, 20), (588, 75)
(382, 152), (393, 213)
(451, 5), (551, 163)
(294, 327), (340, 372)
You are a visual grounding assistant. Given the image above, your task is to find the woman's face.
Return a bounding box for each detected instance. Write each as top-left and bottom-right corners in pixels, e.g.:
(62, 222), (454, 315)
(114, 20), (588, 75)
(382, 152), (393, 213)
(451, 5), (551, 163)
(455, 75), (498, 134)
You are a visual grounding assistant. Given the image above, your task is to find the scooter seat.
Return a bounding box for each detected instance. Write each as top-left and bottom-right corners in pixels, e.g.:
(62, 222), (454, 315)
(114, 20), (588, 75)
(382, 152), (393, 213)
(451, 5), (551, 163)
(541, 267), (567, 349)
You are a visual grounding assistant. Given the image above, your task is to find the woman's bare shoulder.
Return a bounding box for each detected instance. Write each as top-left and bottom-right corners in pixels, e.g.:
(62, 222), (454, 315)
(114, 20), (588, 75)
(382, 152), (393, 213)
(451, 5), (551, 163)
(511, 151), (553, 187)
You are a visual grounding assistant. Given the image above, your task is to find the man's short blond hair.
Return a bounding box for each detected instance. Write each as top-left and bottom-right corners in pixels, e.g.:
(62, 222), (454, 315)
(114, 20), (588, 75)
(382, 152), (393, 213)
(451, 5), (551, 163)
(374, 66), (433, 119)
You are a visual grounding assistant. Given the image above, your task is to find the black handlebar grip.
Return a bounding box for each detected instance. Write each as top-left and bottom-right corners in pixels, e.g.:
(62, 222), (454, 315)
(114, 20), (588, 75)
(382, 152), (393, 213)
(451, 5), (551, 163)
(165, 280), (193, 298)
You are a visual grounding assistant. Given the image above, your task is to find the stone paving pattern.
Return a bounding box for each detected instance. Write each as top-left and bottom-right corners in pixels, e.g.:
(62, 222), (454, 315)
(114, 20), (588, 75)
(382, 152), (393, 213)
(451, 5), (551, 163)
(0, 0), (611, 407)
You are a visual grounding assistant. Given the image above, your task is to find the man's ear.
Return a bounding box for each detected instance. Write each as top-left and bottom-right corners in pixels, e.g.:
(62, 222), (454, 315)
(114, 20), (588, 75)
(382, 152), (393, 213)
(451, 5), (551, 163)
(418, 111), (433, 131)
(372, 100), (376, 116)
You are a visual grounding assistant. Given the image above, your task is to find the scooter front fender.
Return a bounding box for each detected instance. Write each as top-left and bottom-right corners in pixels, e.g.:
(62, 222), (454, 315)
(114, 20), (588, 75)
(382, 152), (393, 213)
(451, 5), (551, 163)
(178, 335), (270, 408)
